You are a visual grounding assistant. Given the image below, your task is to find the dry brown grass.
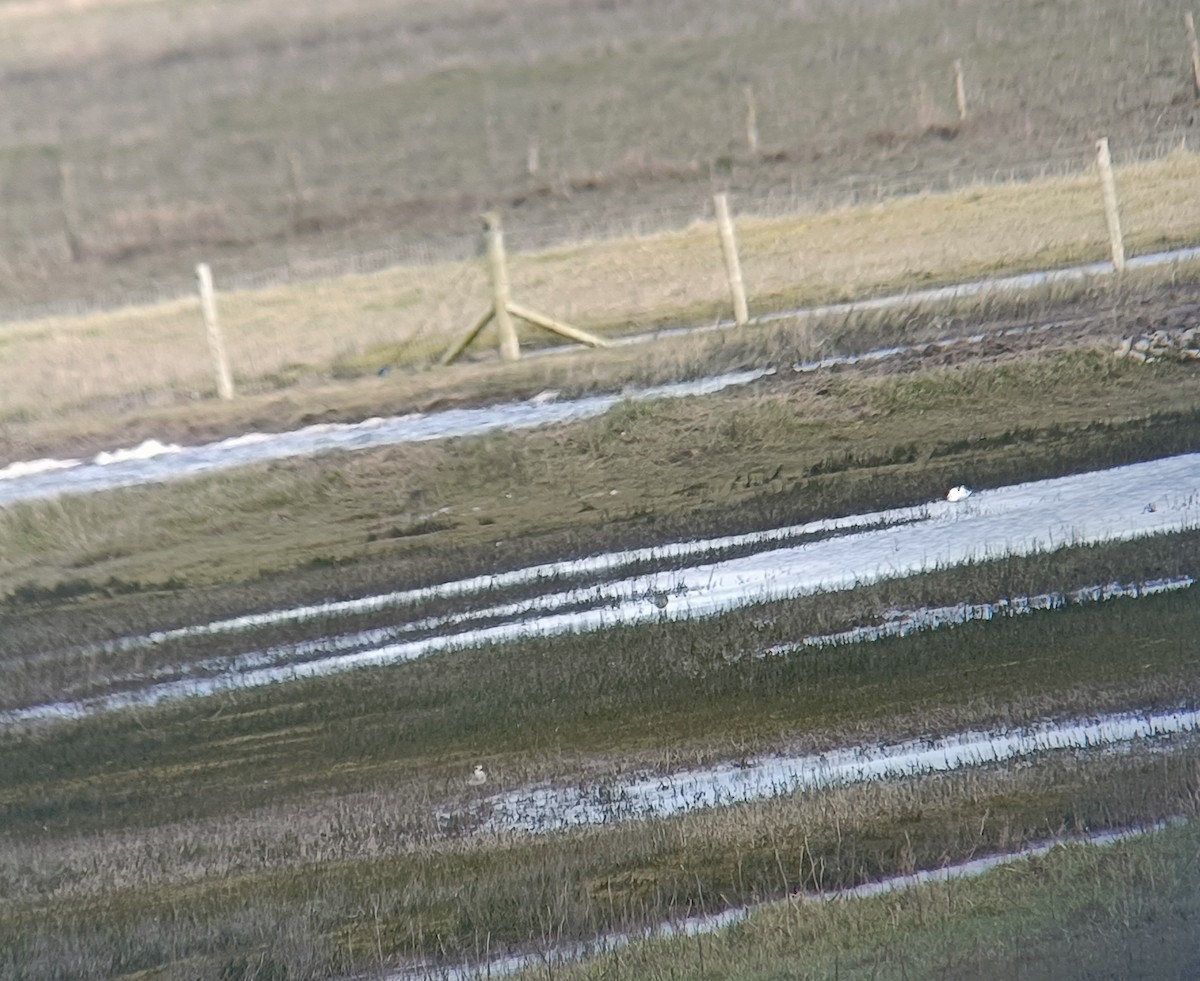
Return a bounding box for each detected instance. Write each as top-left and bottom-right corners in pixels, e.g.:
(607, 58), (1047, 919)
(5, 333), (1197, 593)
(5, 0), (1197, 330)
(3, 740), (1197, 978)
(0, 0), (399, 58)
(0, 0), (145, 20)
(4, 151), (1199, 439)
(0, 745), (1188, 907)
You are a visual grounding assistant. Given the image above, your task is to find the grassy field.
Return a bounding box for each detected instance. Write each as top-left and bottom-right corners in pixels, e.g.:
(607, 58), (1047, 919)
(542, 819), (1200, 981)
(2, 553), (1199, 977)
(1, 0), (1197, 318)
(2, 330), (1199, 975)
(4, 1), (1200, 978)
(3, 151), (1200, 449)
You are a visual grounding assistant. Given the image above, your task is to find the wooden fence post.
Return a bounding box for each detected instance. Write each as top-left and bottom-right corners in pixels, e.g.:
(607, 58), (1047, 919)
(713, 193), (749, 326)
(743, 86), (759, 154)
(739, 86), (758, 155)
(483, 212), (521, 362)
(1094, 138), (1125, 272)
(58, 158), (84, 263)
(1186, 12), (1200, 97)
(285, 149), (307, 229)
(953, 59), (967, 121)
(196, 263), (235, 399)
(440, 212), (610, 366)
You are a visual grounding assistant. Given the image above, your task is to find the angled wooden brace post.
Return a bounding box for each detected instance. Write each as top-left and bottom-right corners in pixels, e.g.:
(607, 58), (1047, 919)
(440, 211), (611, 366)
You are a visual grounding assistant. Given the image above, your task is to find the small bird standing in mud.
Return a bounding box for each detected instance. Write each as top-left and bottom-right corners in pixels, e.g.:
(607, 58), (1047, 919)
(467, 764), (488, 787)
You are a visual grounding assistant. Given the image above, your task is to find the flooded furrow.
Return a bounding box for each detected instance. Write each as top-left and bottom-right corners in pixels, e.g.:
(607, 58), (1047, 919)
(0, 370), (770, 506)
(76, 511), (921, 654)
(31, 575), (1193, 724)
(387, 820), (1180, 980)
(785, 575), (1194, 650)
(473, 708), (1200, 834)
(5, 453), (1198, 724)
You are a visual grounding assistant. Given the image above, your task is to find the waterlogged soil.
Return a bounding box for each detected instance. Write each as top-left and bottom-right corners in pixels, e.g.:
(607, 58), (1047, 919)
(6, 455), (1199, 720)
(3, 471), (1200, 975)
(7, 6), (1200, 974)
(5, 733), (1200, 980)
(2, 352), (1198, 682)
(2, 264), (1198, 980)
(5, 275), (1200, 467)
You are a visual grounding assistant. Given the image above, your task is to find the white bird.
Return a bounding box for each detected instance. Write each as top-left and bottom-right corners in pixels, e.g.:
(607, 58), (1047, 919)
(467, 764), (488, 787)
(946, 485), (973, 502)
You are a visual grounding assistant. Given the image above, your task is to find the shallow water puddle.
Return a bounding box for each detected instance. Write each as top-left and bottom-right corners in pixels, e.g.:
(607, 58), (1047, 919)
(67, 452), (1200, 653)
(79, 509), (919, 652)
(0, 370), (770, 506)
(52, 575), (1192, 725)
(387, 820), (1177, 980)
(5, 453), (1199, 724)
(475, 707), (1200, 834)
(786, 575), (1194, 650)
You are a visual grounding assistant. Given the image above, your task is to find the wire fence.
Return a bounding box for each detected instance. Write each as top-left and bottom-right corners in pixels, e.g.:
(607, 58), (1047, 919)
(1, 133), (1194, 329)
(4, 129), (1200, 430)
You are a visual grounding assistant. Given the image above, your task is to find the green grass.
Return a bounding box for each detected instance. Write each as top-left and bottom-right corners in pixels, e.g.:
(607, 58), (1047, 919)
(4, 555), (1198, 834)
(2, 734), (1197, 978)
(3, 343), (1198, 607)
(538, 817), (1200, 981)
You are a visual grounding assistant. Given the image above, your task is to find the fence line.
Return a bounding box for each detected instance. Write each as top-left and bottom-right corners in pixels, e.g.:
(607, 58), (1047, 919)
(2, 129), (1196, 410)
(16, 127), (1193, 214)
(0, 135), (1193, 331)
(7, 130), (1191, 236)
(15, 132), (1187, 228)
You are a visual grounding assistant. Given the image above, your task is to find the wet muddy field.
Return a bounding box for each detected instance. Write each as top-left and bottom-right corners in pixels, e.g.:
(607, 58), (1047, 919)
(2, 265), (1199, 981)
